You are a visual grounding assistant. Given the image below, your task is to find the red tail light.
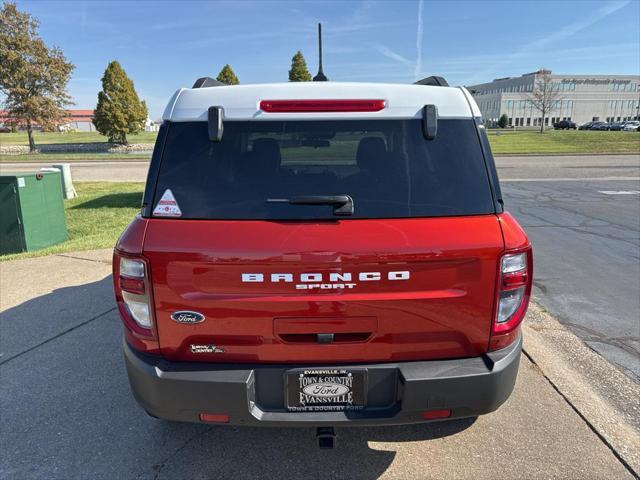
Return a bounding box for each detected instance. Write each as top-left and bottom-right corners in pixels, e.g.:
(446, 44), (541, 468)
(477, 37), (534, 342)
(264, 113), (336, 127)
(113, 250), (159, 352)
(259, 99), (386, 113)
(119, 276), (145, 295)
(489, 248), (533, 351)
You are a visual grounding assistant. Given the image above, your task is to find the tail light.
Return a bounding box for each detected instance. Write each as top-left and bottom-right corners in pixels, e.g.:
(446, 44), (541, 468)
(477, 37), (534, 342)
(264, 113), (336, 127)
(259, 99), (386, 113)
(113, 250), (159, 352)
(490, 248), (533, 351)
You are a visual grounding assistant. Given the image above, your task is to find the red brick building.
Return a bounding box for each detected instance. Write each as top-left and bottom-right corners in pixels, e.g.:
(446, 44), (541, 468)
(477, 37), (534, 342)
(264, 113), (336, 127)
(0, 109), (95, 132)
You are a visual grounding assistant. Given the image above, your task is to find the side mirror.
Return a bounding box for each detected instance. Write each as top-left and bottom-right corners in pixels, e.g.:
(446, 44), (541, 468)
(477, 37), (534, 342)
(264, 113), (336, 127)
(208, 106), (224, 142)
(422, 104), (438, 140)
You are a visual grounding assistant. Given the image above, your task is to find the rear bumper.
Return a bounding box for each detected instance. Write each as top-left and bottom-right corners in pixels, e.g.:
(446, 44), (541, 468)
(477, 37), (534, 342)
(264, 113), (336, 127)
(124, 335), (522, 426)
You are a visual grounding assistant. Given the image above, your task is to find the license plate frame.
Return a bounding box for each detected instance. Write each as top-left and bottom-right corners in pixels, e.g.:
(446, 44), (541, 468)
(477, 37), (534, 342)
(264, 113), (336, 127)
(285, 368), (367, 412)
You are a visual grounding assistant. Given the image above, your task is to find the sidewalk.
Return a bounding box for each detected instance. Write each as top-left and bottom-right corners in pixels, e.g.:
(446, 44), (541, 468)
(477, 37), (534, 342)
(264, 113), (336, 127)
(0, 250), (637, 479)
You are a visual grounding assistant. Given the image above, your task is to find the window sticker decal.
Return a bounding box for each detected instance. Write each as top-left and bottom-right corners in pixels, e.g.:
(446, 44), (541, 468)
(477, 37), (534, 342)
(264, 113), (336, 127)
(153, 189), (182, 217)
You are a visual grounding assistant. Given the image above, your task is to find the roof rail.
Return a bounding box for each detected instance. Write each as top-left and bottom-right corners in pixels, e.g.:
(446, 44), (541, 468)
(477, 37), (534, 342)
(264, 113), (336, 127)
(192, 77), (225, 88)
(414, 76), (449, 87)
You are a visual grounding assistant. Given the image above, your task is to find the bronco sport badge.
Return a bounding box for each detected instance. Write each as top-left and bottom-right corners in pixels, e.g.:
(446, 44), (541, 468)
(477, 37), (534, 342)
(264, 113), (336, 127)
(241, 271), (410, 290)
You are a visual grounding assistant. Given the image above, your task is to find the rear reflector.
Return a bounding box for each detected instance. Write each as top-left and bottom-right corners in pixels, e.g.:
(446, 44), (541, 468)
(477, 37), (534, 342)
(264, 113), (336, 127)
(120, 276), (145, 294)
(502, 271), (528, 288)
(421, 409), (451, 420)
(259, 99), (386, 113)
(199, 413), (230, 423)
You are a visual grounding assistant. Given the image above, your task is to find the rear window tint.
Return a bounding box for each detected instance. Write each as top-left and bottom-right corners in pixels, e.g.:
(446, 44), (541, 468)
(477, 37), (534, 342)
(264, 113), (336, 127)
(152, 119), (495, 220)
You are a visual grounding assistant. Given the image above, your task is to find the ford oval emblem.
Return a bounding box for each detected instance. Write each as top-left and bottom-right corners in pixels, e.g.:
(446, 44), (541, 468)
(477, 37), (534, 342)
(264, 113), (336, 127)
(302, 382), (350, 398)
(171, 311), (205, 324)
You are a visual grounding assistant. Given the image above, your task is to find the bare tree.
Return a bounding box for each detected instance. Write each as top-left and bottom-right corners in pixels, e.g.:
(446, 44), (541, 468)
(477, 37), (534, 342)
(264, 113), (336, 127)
(528, 69), (563, 133)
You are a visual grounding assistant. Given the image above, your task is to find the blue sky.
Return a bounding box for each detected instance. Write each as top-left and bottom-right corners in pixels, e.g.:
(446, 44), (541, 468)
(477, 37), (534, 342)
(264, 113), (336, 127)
(15, 0), (640, 119)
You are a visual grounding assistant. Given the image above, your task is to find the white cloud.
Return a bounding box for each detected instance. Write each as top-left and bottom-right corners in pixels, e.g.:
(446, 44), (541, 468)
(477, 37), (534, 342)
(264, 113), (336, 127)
(465, 0), (633, 83)
(372, 44), (412, 65)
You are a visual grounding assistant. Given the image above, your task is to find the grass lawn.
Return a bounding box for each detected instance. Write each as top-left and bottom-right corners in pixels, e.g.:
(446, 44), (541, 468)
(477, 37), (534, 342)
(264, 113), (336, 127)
(0, 130), (158, 145)
(487, 129), (640, 154)
(0, 152), (151, 162)
(1, 182), (143, 261)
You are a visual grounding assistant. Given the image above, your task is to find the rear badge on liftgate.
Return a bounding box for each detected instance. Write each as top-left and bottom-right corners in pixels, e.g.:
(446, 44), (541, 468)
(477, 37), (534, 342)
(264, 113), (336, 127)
(191, 344), (225, 354)
(153, 189), (182, 217)
(241, 271), (410, 291)
(171, 311), (205, 324)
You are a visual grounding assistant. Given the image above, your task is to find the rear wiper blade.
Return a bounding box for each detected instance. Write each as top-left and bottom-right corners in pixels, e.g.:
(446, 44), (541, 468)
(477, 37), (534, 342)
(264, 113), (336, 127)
(267, 195), (354, 216)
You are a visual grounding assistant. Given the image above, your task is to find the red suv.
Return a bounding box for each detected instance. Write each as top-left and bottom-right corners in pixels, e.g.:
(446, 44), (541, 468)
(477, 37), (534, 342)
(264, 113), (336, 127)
(114, 77), (532, 432)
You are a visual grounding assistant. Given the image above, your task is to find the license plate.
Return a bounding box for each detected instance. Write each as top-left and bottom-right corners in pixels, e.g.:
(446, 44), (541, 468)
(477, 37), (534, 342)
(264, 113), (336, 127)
(285, 369), (367, 412)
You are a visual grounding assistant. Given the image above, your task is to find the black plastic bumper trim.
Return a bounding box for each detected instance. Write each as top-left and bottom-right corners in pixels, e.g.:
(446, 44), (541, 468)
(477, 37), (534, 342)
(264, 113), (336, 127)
(124, 335), (522, 426)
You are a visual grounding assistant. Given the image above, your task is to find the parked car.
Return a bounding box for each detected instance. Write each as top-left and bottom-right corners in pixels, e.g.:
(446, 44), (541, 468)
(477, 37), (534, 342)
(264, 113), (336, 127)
(578, 121), (595, 130)
(622, 121), (640, 131)
(608, 122), (626, 131)
(114, 77), (532, 436)
(590, 121), (611, 131)
(553, 120), (577, 130)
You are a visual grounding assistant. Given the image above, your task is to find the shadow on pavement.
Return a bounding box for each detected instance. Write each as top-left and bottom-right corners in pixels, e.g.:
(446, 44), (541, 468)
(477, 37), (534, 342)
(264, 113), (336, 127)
(1, 277), (475, 479)
(147, 417), (476, 479)
(0, 276), (116, 364)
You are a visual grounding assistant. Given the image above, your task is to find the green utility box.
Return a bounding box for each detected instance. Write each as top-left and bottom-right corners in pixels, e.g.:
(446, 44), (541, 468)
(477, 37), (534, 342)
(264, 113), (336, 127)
(0, 171), (68, 255)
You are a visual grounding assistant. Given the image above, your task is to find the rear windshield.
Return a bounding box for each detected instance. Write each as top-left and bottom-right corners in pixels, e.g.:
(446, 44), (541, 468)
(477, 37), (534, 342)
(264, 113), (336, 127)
(152, 119), (495, 220)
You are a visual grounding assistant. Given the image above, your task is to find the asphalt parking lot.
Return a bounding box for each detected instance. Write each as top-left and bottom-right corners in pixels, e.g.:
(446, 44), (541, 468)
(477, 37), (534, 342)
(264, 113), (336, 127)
(504, 178), (640, 379)
(1, 154), (639, 479)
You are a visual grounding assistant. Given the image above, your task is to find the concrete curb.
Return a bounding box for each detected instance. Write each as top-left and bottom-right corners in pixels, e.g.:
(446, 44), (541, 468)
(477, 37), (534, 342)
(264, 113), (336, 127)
(0, 159), (151, 165)
(523, 302), (640, 476)
(0, 143), (154, 155)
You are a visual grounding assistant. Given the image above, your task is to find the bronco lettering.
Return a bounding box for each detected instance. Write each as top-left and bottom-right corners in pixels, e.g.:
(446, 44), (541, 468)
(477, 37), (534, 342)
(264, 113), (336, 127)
(241, 271), (410, 283)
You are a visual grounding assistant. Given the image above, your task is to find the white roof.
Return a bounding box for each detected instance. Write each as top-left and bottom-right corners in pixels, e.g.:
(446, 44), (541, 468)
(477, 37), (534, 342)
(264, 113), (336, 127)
(162, 82), (480, 122)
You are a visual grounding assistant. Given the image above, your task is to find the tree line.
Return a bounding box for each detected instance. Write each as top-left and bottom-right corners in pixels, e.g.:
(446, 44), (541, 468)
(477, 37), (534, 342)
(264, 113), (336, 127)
(0, 2), (147, 147)
(212, 50), (312, 85)
(1, 1), (566, 152)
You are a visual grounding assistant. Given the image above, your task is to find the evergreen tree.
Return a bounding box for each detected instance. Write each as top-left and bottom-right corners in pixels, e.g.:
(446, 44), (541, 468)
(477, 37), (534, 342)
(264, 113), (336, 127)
(216, 64), (239, 85)
(93, 61), (148, 144)
(498, 113), (509, 129)
(288, 51), (311, 82)
(0, 2), (74, 151)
